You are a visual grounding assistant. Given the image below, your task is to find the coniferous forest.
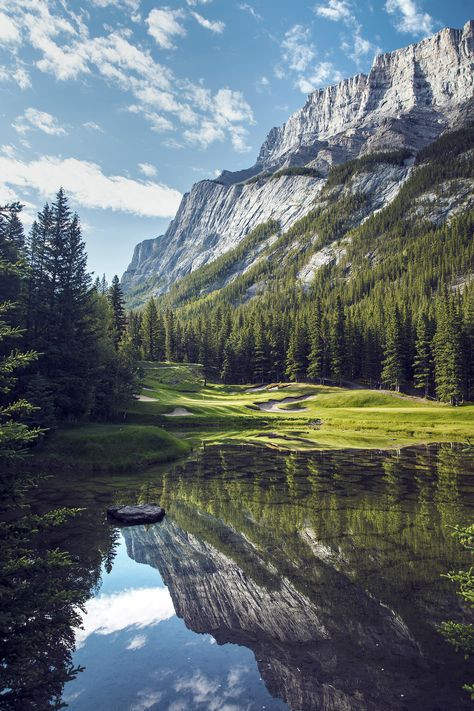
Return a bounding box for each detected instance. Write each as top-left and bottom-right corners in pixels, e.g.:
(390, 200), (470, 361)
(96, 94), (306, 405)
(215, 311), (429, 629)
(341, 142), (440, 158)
(125, 128), (474, 405)
(1, 189), (139, 444)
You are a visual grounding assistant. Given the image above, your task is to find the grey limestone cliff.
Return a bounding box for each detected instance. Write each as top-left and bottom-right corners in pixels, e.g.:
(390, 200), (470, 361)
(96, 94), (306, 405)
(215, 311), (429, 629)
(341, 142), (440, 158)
(122, 21), (474, 299)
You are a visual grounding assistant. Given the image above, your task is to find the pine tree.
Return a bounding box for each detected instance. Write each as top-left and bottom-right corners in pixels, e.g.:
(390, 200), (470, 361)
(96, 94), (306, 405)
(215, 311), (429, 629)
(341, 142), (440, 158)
(253, 319), (268, 383)
(381, 305), (405, 391)
(108, 275), (126, 348)
(308, 298), (324, 382)
(433, 294), (464, 404)
(413, 313), (433, 397)
(141, 297), (161, 361)
(285, 317), (308, 382)
(330, 297), (346, 384)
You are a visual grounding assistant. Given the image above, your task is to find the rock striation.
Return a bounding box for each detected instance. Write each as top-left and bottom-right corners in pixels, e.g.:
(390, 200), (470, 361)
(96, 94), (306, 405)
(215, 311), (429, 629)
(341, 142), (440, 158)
(122, 21), (474, 300)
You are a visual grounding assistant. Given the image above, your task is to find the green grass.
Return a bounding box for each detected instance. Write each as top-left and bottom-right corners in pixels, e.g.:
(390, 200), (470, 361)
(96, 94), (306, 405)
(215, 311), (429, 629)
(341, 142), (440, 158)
(36, 422), (191, 473)
(37, 362), (474, 472)
(129, 362), (474, 452)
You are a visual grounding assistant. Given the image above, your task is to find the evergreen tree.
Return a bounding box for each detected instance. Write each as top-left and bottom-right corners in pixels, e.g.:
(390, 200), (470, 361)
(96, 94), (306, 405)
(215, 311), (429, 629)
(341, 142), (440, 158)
(433, 294), (464, 404)
(381, 305), (405, 391)
(308, 298), (325, 382)
(413, 313), (434, 397)
(330, 297), (346, 384)
(285, 317), (308, 382)
(108, 275), (126, 348)
(141, 297), (161, 361)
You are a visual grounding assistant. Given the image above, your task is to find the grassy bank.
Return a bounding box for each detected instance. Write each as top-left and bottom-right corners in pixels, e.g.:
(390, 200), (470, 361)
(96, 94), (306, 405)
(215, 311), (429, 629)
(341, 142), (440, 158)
(36, 362), (474, 471)
(36, 422), (191, 473)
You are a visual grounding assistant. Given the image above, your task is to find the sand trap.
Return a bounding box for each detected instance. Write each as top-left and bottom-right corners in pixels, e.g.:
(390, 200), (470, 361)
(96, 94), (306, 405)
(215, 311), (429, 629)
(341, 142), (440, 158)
(165, 407), (194, 417)
(245, 385), (268, 393)
(137, 395), (157, 402)
(255, 394), (314, 412)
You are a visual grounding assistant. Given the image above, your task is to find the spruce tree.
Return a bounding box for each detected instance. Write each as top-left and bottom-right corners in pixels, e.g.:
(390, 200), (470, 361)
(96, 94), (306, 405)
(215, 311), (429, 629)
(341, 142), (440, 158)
(381, 305), (405, 391)
(433, 294), (464, 404)
(285, 317), (308, 382)
(330, 297), (346, 385)
(108, 275), (126, 348)
(308, 298), (324, 382)
(413, 313), (433, 397)
(141, 297), (161, 361)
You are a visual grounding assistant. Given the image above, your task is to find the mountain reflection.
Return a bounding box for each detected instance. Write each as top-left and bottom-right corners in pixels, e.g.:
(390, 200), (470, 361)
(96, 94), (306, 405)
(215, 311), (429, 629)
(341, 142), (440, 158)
(122, 444), (474, 711)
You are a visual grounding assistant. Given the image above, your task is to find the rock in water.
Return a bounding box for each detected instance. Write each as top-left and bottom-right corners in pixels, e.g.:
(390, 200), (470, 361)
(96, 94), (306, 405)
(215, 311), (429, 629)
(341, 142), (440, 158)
(107, 504), (165, 525)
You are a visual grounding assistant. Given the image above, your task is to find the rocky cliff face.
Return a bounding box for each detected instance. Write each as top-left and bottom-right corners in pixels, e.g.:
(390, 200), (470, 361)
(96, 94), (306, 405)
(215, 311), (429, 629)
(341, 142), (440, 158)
(122, 21), (474, 300)
(123, 515), (426, 711)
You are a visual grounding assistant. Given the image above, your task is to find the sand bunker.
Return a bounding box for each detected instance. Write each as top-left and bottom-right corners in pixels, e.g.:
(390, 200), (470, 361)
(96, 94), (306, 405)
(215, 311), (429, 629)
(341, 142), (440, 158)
(137, 395), (157, 402)
(255, 394), (314, 412)
(165, 407), (194, 417)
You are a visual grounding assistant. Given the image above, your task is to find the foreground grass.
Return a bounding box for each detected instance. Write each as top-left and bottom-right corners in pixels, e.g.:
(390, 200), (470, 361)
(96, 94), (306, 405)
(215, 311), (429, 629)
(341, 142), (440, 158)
(37, 362), (474, 471)
(37, 423), (191, 473)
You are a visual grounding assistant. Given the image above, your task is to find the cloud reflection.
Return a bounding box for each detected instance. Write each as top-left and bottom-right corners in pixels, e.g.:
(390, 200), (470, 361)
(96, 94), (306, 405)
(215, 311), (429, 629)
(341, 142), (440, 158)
(75, 587), (175, 647)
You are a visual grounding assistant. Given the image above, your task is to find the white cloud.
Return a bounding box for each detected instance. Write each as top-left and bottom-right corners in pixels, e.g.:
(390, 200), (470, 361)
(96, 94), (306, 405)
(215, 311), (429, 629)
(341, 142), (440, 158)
(83, 121), (103, 132)
(385, 0), (434, 35)
(0, 155), (182, 218)
(0, 0), (254, 153)
(191, 11), (225, 33)
(126, 633), (147, 651)
(186, 0), (213, 5)
(90, 0), (140, 11)
(281, 25), (315, 72)
(238, 4), (262, 21)
(131, 690), (163, 711)
(138, 162), (157, 178)
(255, 75), (270, 93)
(12, 67), (31, 89)
(12, 108), (67, 136)
(184, 88), (253, 151)
(296, 62), (343, 92)
(146, 8), (186, 49)
(0, 11), (20, 43)
(314, 0), (353, 22)
(74, 587), (175, 648)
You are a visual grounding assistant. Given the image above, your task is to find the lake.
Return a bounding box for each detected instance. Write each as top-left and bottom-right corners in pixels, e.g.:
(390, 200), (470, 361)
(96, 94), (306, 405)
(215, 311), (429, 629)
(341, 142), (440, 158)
(9, 444), (474, 710)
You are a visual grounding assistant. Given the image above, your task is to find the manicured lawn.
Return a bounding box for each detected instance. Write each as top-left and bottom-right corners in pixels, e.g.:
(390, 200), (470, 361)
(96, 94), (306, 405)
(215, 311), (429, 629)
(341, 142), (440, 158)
(36, 362), (474, 471)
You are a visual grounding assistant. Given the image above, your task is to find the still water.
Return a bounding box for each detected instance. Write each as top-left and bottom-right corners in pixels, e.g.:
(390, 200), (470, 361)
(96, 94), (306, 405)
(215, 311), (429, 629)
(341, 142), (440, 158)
(25, 445), (474, 709)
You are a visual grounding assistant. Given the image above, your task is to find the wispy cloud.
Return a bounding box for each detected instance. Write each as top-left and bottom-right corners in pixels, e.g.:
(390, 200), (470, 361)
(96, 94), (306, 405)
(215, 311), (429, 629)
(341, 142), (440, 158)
(146, 8), (186, 49)
(238, 4), (262, 21)
(12, 108), (67, 136)
(297, 62), (343, 92)
(138, 162), (157, 178)
(314, 0), (353, 22)
(191, 11), (225, 33)
(0, 0), (253, 153)
(0, 155), (182, 218)
(385, 0), (434, 35)
(281, 25), (315, 72)
(83, 121), (103, 132)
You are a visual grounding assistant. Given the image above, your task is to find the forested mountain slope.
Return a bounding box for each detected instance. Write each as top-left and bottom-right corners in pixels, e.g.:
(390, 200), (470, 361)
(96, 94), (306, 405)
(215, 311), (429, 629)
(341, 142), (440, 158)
(122, 20), (474, 301)
(130, 126), (474, 402)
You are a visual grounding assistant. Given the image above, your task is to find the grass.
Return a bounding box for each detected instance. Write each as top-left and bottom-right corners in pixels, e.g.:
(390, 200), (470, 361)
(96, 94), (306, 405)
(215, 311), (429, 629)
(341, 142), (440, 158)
(37, 362), (474, 471)
(36, 422), (191, 473)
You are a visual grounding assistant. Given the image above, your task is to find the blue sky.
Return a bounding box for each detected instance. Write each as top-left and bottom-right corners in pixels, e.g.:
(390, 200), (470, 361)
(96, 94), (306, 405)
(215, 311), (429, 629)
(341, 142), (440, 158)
(0, 0), (470, 280)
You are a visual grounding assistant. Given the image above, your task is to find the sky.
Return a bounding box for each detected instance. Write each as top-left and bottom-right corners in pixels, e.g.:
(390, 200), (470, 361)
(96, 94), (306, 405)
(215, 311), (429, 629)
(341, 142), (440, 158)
(0, 0), (471, 280)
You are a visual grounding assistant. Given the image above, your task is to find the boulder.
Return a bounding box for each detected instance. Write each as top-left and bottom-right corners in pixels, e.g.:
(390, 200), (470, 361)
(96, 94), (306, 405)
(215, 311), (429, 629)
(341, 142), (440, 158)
(107, 503), (165, 525)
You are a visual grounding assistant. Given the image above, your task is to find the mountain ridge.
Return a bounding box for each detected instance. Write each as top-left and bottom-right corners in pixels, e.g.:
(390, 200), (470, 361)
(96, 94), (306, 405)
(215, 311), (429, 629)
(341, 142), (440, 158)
(122, 21), (473, 303)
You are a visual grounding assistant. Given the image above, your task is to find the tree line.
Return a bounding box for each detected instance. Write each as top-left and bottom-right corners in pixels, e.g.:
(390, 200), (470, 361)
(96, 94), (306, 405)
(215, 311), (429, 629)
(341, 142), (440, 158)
(128, 281), (473, 404)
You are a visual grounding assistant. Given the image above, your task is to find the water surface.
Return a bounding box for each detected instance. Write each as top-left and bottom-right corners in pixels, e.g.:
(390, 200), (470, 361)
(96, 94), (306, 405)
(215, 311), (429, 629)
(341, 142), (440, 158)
(25, 445), (474, 709)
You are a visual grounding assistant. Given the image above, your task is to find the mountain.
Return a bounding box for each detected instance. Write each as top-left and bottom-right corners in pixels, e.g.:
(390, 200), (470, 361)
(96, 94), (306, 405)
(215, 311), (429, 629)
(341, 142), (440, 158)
(122, 21), (474, 304)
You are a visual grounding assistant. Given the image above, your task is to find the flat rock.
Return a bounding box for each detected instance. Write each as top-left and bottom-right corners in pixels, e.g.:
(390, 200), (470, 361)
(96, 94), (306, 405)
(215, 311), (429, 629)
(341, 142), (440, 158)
(107, 504), (165, 525)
